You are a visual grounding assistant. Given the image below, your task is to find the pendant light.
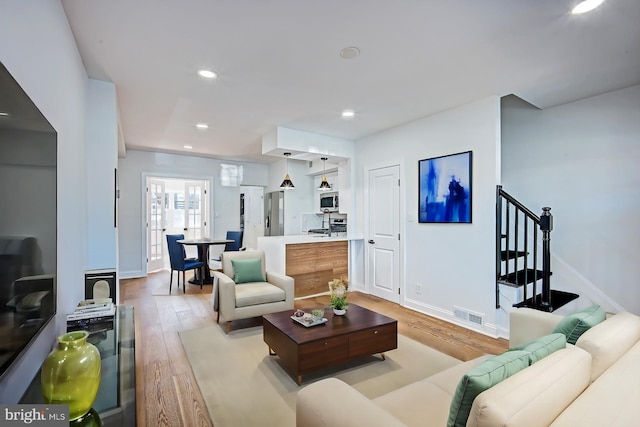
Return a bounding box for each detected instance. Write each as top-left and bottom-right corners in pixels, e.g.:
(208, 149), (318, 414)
(279, 152), (295, 189)
(318, 157), (332, 191)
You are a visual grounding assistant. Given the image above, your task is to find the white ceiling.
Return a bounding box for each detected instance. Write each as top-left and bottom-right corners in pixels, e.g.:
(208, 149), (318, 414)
(61, 0), (640, 164)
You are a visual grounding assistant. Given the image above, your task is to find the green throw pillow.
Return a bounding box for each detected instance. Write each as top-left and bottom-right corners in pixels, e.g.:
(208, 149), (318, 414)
(447, 350), (531, 427)
(513, 333), (566, 364)
(231, 258), (265, 284)
(552, 305), (605, 345)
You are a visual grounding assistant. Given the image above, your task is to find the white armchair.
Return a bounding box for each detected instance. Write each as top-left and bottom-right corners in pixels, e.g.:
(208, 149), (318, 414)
(211, 250), (294, 333)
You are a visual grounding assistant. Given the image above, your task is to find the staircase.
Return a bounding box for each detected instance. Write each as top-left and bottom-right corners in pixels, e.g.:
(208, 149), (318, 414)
(496, 186), (578, 312)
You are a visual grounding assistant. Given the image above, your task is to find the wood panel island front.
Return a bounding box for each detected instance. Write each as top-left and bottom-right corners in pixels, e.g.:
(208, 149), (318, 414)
(286, 240), (347, 297)
(257, 236), (358, 298)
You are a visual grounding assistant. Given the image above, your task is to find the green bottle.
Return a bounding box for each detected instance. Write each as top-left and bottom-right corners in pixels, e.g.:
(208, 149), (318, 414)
(41, 330), (101, 421)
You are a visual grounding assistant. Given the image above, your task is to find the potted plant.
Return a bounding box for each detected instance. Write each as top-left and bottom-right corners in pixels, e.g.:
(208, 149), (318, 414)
(328, 278), (349, 315)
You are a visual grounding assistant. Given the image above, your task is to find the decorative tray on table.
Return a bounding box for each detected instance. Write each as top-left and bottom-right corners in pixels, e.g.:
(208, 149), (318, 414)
(290, 315), (328, 328)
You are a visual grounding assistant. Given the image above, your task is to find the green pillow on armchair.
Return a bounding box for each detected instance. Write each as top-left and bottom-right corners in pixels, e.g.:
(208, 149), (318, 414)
(231, 258), (265, 284)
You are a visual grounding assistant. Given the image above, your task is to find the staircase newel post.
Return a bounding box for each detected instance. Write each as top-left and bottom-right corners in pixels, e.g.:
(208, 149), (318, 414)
(496, 186), (503, 309)
(540, 207), (553, 309)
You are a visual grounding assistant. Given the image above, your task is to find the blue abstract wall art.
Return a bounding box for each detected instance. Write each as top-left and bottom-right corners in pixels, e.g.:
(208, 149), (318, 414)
(419, 151), (472, 223)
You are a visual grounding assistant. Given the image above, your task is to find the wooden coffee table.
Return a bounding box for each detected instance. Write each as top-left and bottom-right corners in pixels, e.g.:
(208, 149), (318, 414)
(262, 304), (398, 384)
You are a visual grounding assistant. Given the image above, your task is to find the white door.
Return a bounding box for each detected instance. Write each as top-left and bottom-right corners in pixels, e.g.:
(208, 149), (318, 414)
(147, 179), (166, 272)
(241, 186), (264, 250)
(147, 177), (210, 271)
(367, 165), (400, 303)
(185, 181), (206, 240)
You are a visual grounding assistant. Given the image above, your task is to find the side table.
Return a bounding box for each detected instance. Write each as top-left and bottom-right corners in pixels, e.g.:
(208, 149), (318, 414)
(20, 305), (136, 426)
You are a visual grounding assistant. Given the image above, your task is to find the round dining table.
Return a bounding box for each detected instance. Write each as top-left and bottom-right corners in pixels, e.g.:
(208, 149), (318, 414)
(176, 238), (233, 286)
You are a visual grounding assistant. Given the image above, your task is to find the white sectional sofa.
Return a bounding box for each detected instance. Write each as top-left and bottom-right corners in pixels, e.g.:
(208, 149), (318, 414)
(296, 308), (640, 427)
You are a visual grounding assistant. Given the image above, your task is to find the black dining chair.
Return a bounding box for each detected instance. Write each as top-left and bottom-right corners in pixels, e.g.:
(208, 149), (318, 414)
(166, 234), (204, 293)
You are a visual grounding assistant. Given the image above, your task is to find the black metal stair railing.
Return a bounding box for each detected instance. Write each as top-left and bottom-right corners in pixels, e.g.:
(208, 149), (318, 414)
(495, 185), (578, 312)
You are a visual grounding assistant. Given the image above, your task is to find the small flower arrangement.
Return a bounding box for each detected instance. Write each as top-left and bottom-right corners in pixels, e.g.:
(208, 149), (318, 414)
(328, 277), (349, 311)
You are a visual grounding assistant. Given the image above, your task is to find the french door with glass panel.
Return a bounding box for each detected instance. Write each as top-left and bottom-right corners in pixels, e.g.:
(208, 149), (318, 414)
(146, 177), (208, 272)
(184, 181), (206, 239)
(147, 179), (166, 272)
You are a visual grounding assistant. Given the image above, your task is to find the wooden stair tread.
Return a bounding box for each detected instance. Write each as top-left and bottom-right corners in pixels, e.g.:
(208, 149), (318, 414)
(513, 290), (579, 312)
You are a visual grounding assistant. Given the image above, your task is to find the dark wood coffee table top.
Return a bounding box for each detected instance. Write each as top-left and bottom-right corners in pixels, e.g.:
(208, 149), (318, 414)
(263, 304), (396, 343)
(263, 304), (398, 384)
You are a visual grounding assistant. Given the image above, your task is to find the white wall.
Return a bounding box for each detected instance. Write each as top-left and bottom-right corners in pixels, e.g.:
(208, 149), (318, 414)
(86, 79), (119, 272)
(266, 158), (314, 235)
(0, 0), (89, 401)
(354, 96), (502, 336)
(117, 150), (269, 278)
(502, 85), (640, 315)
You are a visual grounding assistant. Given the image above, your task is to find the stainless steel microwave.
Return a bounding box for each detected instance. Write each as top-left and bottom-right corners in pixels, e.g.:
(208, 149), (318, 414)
(320, 192), (338, 212)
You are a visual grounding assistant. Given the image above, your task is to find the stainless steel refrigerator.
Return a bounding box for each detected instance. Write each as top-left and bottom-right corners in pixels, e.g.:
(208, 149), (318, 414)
(264, 191), (284, 236)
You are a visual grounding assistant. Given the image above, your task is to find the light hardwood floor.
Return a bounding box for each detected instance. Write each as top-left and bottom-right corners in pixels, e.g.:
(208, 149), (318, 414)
(120, 271), (509, 427)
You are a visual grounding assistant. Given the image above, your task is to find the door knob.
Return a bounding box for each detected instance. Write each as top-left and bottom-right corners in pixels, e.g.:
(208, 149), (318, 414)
(368, 239), (375, 244)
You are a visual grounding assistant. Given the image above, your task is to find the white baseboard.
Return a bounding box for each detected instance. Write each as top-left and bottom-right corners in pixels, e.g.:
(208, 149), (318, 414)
(119, 270), (145, 280)
(403, 297), (499, 338)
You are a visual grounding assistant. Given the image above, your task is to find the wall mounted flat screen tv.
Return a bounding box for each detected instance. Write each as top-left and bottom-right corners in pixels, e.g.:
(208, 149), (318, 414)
(0, 61), (57, 379)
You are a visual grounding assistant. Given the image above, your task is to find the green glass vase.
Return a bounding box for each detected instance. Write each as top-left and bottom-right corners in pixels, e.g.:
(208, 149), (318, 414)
(41, 330), (102, 421)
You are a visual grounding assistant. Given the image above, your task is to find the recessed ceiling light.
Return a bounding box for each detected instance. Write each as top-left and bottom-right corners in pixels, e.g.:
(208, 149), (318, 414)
(196, 123), (209, 129)
(340, 47), (360, 59)
(571, 0), (605, 14)
(197, 69), (217, 79)
(341, 109), (355, 119)
(184, 145), (193, 149)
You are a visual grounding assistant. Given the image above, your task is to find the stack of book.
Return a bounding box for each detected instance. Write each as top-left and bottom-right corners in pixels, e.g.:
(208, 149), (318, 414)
(67, 298), (115, 332)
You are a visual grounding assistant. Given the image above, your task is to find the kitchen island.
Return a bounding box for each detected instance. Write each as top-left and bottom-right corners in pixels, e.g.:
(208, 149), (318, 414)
(257, 235), (359, 297)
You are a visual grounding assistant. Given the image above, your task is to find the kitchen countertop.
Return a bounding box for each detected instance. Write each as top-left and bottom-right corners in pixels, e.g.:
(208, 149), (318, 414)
(258, 235), (362, 244)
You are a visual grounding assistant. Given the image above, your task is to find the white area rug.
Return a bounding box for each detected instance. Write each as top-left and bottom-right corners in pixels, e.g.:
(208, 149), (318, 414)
(179, 323), (460, 427)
